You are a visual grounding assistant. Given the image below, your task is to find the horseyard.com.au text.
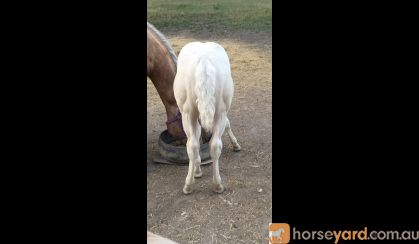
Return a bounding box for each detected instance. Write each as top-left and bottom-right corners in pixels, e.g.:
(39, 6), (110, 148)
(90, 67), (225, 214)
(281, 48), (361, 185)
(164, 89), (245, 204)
(292, 227), (419, 243)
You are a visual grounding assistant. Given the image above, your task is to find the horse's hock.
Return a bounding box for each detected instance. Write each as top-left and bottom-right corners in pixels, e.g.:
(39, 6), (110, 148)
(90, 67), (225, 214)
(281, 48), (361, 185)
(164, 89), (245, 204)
(157, 129), (211, 164)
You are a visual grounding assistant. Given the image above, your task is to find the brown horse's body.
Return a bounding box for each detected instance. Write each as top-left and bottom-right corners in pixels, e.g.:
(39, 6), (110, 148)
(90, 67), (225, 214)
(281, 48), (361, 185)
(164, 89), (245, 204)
(147, 22), (186, 144)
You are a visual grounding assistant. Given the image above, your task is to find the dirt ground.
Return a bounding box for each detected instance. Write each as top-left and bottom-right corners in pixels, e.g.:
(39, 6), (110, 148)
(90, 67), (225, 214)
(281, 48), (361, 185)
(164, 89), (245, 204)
(147, 31), (272, 243)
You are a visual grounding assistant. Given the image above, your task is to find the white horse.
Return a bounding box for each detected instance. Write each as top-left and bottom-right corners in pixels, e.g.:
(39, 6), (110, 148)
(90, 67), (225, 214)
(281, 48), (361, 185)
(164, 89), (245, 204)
(269, 228), (286, 243)
(174, 42), (241, 194)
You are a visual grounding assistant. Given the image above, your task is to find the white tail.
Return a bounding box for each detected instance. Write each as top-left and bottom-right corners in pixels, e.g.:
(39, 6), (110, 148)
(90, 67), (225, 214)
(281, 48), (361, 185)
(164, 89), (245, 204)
(194, 56), (216, 133)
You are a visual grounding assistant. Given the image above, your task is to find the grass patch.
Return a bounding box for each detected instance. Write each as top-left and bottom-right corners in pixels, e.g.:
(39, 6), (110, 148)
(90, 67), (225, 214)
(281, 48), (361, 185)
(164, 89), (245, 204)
(147, 0), (271, 34)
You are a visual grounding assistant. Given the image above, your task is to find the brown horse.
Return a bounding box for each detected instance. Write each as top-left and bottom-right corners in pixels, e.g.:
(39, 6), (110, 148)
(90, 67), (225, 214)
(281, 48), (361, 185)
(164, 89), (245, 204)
(147, 22), (186, 144)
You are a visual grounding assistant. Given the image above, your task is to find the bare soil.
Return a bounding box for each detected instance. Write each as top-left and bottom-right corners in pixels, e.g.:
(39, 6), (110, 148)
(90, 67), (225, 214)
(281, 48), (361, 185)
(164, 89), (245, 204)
(147, 32), (272, 243)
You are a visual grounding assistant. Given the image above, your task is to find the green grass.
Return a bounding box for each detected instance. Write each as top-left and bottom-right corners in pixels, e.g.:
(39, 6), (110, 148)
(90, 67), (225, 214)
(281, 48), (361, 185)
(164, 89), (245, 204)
(147, 0), (272, 34)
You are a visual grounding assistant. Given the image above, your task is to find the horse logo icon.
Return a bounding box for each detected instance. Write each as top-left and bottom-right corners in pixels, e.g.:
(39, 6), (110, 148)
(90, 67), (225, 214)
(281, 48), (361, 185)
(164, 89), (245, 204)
(269, 223), (290, 244)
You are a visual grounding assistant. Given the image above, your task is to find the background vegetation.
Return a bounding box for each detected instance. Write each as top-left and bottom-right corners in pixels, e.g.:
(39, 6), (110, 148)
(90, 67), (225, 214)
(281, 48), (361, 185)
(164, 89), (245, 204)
(147, 0), (272, 33)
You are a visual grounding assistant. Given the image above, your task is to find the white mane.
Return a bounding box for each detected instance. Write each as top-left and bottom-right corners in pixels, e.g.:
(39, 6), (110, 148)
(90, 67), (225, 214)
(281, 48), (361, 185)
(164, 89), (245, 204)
(147, 22), (177, 66)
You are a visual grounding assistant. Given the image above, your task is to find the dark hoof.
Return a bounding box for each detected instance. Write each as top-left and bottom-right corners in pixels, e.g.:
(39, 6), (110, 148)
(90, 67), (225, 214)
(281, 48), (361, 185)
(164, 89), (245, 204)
(233, 145), (241, 152)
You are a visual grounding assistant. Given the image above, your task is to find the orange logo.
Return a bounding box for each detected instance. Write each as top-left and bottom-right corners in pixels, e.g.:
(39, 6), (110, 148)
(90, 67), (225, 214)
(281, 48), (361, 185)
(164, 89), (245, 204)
(269, 223), (290, 244)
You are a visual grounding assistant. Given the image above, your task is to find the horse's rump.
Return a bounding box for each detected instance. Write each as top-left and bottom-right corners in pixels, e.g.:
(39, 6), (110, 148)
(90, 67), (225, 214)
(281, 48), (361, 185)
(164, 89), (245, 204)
(175, 42), (234, 132)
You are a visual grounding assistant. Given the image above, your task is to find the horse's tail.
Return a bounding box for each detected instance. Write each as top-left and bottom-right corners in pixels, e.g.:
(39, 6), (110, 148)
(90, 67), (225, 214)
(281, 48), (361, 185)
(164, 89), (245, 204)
(195, 55), (216, 133)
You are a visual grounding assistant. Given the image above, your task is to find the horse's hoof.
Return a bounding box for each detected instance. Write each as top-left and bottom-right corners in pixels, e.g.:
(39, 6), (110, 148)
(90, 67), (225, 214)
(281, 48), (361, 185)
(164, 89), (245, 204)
(194, 171), (202, 178)
(183, 185), (193, 194)
(213, 184), (225, 193)
(233, 144), (241, 152)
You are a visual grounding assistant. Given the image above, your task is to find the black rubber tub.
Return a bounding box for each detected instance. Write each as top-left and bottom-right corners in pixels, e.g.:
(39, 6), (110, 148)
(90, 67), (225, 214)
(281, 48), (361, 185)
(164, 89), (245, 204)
(158, 130), (211, 164)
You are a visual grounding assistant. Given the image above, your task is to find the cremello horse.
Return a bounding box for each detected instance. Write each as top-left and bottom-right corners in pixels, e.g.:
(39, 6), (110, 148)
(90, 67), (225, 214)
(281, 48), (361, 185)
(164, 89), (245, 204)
(174, 42), (241, 194)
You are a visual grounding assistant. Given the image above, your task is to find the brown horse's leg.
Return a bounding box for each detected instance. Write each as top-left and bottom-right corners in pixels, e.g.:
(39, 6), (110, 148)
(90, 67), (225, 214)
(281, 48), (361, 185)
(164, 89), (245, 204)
(149, 72), (186, 144)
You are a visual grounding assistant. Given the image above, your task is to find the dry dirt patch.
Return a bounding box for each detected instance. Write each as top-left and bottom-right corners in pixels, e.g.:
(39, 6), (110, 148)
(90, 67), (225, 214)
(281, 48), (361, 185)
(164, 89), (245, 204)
(147, 32), (272, 243)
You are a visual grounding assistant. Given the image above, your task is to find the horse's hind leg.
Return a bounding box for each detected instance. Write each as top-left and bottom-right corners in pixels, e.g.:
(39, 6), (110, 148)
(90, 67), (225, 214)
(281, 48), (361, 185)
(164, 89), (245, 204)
(210, 116), (227, 193)
(193, 125), (202, 179)
(225, 117), (241, 151)
(182, 110), (201, 194)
